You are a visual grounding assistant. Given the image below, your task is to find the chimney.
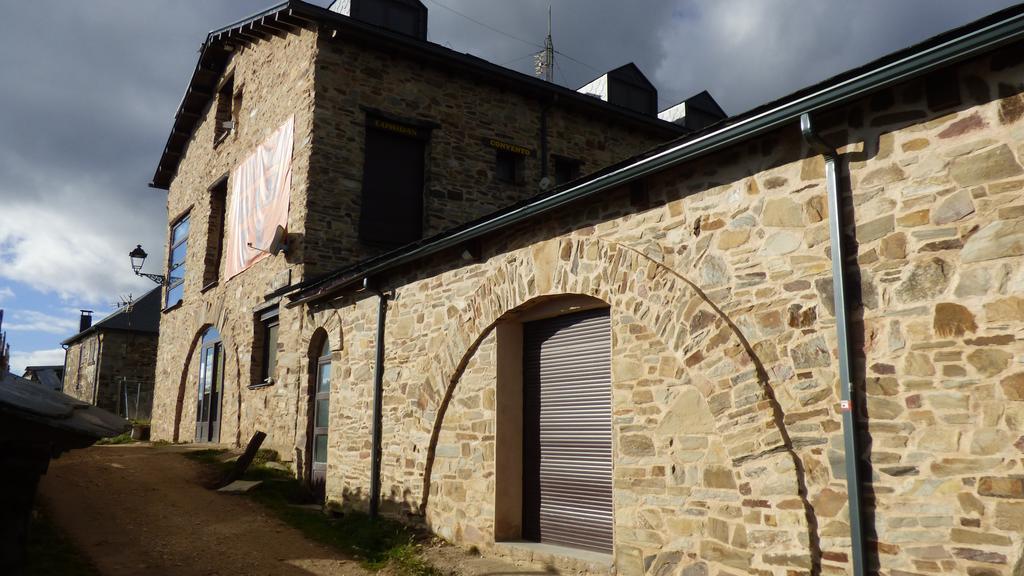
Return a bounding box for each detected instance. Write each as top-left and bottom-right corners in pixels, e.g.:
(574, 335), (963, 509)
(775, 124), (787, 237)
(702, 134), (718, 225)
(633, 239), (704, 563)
(329, 0), (428, 40)
(79, 310), (94, 333)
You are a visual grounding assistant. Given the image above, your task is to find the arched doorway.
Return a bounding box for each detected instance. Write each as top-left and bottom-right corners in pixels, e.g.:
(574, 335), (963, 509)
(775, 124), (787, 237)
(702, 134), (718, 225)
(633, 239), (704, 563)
(195, 326), (224, 443)
(309, 336), (331, 499)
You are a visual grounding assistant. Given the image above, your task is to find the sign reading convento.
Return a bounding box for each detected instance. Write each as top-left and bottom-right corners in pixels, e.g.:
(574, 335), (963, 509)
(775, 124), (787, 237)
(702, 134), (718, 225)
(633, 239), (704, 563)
(484, 138), (534, 157)
(225, 116), (294, 279)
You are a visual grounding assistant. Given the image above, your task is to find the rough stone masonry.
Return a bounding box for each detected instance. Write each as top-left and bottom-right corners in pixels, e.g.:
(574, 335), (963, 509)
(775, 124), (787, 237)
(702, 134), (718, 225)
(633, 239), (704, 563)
(151, 8), (1024, 576)
(301, 41), (1024, 575)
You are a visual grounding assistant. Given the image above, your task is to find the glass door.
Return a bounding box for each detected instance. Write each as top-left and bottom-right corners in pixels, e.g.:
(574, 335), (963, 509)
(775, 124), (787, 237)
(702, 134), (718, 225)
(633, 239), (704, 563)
(195, 328), (223, 443)
(310, 339), (331, 498)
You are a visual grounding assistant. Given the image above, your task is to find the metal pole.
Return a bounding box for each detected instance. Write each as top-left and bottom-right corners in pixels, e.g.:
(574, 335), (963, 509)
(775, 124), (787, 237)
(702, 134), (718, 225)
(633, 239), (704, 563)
(369, 283), (387, 519)
(801, 113), (866, 576)
(545, 7), (553, 83)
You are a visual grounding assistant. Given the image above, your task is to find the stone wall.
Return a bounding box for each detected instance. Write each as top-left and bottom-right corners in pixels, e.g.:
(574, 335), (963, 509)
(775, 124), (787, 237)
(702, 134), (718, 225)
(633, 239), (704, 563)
(63, 333), (99, 405)
(151, 27), (319, 456)
(152, 22), (676, 461)
(62, 330), (155, 416)
(96, 331), (159, 420)
(306, 45), (1024, 575)
(302, 33), (675, 276)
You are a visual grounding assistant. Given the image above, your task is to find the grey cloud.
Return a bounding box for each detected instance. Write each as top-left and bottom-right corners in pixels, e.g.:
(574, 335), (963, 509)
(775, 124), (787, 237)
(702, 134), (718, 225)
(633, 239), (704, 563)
(0, 0), (1017, 307)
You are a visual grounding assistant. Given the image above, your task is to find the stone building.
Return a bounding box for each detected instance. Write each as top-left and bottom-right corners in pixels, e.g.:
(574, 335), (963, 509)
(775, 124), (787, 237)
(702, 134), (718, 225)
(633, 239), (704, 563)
(62, 288), (160, 420)
(150, 1), (1024, 574)
(148, 0), (695, 453)
(21, 365), (64, 391)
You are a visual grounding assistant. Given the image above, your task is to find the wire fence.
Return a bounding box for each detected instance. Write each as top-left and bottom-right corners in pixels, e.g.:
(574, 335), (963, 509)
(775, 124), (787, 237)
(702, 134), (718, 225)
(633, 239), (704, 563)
(117, 378), (153, 422)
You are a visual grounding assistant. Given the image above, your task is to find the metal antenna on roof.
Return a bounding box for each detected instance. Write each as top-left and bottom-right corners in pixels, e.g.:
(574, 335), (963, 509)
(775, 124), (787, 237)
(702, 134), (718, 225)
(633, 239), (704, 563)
(534, 6), (554, 82)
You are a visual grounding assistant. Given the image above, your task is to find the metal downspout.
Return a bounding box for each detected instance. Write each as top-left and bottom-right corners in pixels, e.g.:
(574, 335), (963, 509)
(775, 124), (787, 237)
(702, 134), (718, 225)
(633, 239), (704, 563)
(367, 278), (387, 519)
(91, 335), (104, 407)
(800, 113), (866, 576)
(60, 344), (70, 393)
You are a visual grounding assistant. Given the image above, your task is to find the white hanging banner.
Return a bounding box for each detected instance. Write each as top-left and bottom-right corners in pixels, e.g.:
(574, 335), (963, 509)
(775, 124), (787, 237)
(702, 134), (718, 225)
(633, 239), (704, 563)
(224, 116), (294, 279)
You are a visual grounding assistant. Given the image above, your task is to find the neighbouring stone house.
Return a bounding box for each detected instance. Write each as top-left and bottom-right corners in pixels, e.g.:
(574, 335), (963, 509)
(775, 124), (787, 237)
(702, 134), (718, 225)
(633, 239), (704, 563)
(148, 1), (698, 454)
(62, 288), (160, 420)
(21, 365), (64, 391)
(149, 1), (1024, 574)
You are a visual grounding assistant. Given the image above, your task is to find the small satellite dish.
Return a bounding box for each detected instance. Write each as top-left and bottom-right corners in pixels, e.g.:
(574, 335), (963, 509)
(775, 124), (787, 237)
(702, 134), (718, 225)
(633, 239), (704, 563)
(247, 225), (288, 256)
(538, 176), (552, 191)
(268, 225), (287, 255)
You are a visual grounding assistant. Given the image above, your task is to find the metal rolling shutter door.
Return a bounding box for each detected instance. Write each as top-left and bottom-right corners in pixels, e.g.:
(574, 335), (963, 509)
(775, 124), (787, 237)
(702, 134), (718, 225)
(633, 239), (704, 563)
(523, 308), (613, 553)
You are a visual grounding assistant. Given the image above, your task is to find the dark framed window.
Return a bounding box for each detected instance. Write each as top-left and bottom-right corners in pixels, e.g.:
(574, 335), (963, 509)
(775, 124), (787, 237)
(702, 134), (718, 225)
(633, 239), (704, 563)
(359, 120), (426, 247)
(496, 150), (525, 185)
(203, 178), (228, 288)
(166, 213), (190, 307)
(257, 307), (280, 385)
(553, 156), (582, 185)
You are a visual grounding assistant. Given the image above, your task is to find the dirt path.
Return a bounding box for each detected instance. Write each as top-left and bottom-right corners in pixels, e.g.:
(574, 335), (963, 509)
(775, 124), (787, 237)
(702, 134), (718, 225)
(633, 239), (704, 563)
(38, 444), (370, 576)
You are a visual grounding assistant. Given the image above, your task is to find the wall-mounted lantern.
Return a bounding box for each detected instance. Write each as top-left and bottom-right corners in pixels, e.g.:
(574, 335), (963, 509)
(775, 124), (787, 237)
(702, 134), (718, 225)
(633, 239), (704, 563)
(129, 245), (166, 285)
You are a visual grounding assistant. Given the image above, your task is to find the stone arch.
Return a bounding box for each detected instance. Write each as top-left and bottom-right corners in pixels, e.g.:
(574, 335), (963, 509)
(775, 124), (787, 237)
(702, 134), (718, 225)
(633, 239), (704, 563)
(294, 326), (331, 482)
(294, 308), (352, 497)
(416, 235), (824, 573)
(171, 302), (237, 443)
(172, 322), (213, 442)
(300, 308), (344, 356)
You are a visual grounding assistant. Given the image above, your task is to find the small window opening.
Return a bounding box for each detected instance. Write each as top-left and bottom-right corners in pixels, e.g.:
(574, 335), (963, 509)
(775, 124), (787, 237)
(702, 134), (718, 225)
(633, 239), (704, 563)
(203, 178), (228, 288)
(496, 150), (525, 185)
(214, 75), (235, 145)
(252, 307), (280, 388)
(553, 156), (582, 185)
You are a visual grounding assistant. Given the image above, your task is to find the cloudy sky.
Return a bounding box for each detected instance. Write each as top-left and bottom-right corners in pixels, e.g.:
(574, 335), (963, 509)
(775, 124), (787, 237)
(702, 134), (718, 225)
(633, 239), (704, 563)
(0, 0), (1017, 374)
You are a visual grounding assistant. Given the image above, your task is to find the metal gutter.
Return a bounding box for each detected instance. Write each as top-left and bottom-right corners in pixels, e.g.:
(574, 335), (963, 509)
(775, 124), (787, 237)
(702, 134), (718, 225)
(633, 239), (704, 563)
(801, 113), (866, 576)
(207, 1), (289, 37)
(291, 6), (1024, 303)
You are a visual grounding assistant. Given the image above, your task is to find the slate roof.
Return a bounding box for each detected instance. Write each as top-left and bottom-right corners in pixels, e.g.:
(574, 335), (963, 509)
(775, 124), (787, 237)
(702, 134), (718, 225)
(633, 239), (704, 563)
(22, 366), (63, 391)
(0, 371), (128, 442)
(150, 0), (686, 190)
(62, 287), (161, 346)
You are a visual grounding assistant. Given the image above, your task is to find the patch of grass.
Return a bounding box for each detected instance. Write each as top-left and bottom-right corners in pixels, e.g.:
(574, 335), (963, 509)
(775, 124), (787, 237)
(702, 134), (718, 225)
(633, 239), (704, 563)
(253, 448), (279, 466)
(182, 450), (444, 575)
(25, 506), (101, 576)
(182, 448), (231, 465)
(95, 432), (136, 445)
